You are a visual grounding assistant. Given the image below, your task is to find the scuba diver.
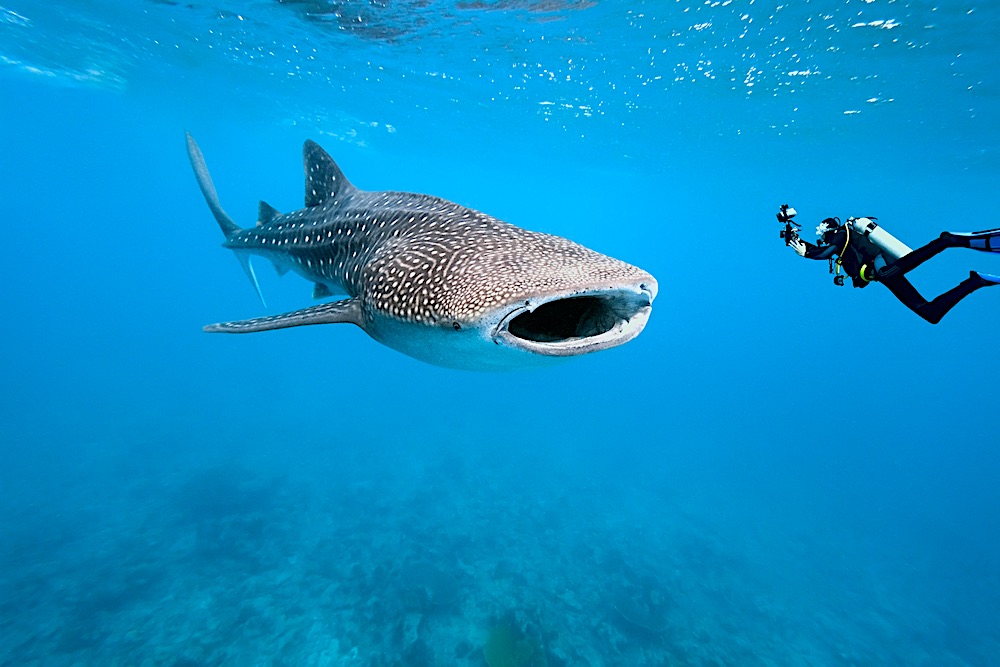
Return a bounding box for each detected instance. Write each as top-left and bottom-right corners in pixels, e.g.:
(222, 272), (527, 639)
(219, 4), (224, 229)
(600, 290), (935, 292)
(777, 205), (1000, 323)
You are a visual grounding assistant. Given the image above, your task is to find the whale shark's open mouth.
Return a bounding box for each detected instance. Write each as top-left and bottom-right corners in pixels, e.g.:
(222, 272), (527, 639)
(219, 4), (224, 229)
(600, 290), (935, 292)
(494, 284), (656, 357)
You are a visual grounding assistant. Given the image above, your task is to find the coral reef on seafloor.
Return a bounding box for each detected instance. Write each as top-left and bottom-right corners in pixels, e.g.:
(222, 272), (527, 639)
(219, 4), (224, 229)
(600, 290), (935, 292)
(483, 619), (548, 667)
(1, 443), (988, 666)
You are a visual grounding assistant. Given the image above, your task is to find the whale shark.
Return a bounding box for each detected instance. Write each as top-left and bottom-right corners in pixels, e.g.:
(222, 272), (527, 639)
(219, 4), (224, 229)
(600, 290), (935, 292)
(187, 134), (657, 370)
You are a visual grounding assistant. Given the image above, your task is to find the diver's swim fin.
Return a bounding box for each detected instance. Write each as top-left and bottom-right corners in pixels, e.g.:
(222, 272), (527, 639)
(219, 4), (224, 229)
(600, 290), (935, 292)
(949, 228), (1000, 252)
(973, 271), (1000, 286)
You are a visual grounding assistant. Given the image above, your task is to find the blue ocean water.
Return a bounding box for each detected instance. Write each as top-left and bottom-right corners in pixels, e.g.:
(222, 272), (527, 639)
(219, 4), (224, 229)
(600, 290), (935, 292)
(2, 0), (999, 664)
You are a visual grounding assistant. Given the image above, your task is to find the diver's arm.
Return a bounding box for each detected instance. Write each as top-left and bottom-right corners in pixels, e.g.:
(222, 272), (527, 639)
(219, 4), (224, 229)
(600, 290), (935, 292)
(789, 237), (837, 260)
(804, 242), (837, 260)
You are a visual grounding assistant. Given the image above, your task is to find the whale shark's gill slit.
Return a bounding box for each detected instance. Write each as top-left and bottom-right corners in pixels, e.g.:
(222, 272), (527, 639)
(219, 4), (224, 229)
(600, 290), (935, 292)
(507, 295), (626, 343)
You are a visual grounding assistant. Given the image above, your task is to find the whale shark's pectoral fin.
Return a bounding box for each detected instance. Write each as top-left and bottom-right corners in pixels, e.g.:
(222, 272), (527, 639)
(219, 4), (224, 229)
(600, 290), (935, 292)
(204, 298), (362, 333)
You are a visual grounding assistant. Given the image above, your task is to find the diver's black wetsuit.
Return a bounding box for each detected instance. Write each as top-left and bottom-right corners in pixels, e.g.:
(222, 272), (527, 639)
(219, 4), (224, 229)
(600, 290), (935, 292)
(800, 229), (994, 324)
(799, 228), (869, 288)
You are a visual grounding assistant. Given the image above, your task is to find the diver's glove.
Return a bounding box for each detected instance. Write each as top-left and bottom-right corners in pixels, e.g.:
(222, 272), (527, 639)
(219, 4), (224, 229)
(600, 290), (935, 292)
(788, 237), (807, 257)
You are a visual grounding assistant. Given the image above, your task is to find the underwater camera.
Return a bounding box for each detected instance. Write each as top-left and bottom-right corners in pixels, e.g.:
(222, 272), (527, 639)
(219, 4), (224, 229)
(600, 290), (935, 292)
(777, 204), (800, 245)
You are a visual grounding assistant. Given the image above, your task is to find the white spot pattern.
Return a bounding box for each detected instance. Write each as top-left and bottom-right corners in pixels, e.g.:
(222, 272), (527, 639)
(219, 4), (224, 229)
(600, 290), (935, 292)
(225, 147), (651, 327)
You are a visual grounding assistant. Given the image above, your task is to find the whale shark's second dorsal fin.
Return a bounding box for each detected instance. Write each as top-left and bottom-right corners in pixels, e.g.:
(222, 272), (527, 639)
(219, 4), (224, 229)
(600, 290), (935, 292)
(258, 201), (281, 226)
(304, 140), (356, 208)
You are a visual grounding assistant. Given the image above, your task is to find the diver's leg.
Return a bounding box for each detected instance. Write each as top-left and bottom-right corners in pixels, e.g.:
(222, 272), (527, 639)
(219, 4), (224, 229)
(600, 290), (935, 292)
(879, 273), (933, 321)
(883, 271), (996, 324)
(886, 234), (960, 276)
(879, 229), (1000, 281)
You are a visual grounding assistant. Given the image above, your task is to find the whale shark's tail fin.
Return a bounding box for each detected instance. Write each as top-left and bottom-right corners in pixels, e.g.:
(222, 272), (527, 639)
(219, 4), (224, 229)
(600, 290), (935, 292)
(186, 133), (266, 307)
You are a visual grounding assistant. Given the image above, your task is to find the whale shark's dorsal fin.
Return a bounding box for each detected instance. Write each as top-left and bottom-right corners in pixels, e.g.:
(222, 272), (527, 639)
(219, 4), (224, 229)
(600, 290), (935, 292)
(258, 201), (281, 226)
(304, 140), (356, 208)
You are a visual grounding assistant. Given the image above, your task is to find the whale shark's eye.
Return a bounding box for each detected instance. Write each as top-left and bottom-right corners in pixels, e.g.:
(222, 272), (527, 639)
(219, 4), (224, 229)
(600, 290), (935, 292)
(452, 322), (461, 331)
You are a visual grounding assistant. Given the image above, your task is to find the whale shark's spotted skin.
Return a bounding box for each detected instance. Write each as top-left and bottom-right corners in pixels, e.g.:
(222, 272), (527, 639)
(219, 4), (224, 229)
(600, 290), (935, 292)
(187, 134), (657, 370)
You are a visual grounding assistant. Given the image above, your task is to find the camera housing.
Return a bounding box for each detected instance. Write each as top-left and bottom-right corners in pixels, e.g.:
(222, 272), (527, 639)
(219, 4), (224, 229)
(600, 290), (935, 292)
(776, 204), (797, 223)
(777, 204), (801, 245)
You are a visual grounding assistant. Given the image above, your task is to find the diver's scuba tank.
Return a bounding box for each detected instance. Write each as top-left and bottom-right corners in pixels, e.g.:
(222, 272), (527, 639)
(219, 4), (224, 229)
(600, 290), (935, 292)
(847, 217), (912, 264)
